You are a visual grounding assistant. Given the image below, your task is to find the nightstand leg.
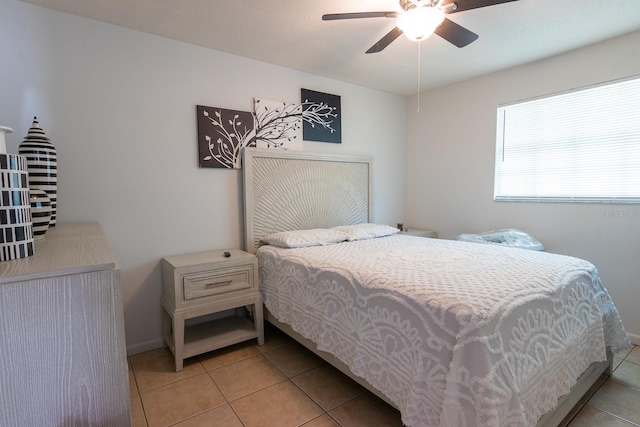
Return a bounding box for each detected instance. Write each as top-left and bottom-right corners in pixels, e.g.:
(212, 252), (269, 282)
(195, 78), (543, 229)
(172, 314), (185, 372)
(254, 299), (264, 345)
(161, 306), (171, 345)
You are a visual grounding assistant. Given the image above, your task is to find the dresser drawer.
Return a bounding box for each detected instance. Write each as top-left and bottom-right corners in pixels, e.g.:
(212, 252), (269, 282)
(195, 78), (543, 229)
(183, 266), (253, 300)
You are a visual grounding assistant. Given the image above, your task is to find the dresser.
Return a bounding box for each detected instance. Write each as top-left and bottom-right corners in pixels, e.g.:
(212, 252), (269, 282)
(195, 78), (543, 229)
(0, 223), (130, 426)
(161, 249), (264, 371)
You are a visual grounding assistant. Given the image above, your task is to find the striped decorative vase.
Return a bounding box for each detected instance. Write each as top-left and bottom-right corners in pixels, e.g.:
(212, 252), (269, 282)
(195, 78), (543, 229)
(18, 117), (57, 226)
(0, 153), (35, 261)
(29, 189), (51, 240)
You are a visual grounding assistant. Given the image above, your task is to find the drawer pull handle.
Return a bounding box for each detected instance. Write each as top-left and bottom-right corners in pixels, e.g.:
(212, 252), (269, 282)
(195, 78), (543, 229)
(206, 280), (232, 288)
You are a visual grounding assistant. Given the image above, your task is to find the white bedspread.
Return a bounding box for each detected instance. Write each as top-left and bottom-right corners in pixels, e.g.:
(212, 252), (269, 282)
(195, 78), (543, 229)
(257, 235), (630, 427)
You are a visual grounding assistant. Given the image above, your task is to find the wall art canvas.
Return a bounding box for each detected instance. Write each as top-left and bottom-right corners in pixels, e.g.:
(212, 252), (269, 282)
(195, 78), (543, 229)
(197, 105), (256, 169)
(253, 98), (303, 151)
(198, 93), (339, 169)
(301, 89), (341, 143)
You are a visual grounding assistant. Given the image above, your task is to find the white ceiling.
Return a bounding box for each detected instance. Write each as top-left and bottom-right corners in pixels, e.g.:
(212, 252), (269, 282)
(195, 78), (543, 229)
(18, 0), (640, 96)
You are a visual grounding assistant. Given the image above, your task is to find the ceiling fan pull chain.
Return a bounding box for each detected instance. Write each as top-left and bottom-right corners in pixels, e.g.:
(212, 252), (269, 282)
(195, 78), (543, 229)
(417, 40), (421, 112)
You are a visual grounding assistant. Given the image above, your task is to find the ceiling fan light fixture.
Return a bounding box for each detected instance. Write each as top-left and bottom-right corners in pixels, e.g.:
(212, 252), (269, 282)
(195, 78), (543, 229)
(396, 7), (445, 41)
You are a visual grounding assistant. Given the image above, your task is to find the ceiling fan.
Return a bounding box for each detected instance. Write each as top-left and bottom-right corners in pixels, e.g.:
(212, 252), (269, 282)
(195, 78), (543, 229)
(322, 0), (519, 54)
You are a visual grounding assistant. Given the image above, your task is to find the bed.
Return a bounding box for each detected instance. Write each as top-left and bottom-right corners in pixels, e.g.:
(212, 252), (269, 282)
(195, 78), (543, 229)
(241, 147), (631, 427)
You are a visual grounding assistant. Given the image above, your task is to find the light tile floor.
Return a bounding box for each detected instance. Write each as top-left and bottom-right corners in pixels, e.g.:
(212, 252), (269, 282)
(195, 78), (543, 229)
(129, 326), (640, 427)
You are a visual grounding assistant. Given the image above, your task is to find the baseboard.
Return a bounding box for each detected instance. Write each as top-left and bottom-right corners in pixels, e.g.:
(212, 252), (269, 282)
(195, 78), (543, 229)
(627, 332), (640, 346)
(126, 337), (165, 357)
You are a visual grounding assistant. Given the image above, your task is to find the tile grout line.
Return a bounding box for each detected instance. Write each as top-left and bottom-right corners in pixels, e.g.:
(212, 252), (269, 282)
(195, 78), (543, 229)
(128, 357), (151, 427)
(583, 402), (640, 427)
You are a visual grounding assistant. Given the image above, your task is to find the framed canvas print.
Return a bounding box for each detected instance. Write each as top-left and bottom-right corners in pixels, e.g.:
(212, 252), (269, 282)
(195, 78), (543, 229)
(253, 98), (303, 150)
(197, 105), (255, 169)
(301, 89), (341, 143)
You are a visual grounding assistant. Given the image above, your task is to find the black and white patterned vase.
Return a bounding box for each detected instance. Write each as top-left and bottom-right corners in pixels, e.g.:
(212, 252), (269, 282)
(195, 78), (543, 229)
(18, 117), (57, 226)
(29, 189), (51, 240)
(0, 153), (35, 261)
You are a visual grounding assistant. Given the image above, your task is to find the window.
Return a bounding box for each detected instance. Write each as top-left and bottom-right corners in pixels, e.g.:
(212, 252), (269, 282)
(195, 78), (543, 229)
(494, 75), (640, 204)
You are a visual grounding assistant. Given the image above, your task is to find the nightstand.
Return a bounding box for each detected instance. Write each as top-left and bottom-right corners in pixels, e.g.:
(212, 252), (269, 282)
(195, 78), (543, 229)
(161, 249), (264, 371)
(400, 228), (437, 238)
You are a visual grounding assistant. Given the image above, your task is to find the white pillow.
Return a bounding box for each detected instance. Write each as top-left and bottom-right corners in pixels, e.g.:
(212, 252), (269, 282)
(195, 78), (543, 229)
(331, 223), (399, 241)
(261, 228), (348, 248)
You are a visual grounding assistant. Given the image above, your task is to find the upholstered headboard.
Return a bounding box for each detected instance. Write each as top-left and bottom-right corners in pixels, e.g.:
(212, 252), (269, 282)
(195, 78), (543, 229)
(242, 148), (373, 254)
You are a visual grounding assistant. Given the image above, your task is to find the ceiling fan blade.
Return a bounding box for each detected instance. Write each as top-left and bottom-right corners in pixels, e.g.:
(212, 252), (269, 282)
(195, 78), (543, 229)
(444, 0), (519, 13)
(366, 27), (404, 54)
(322, 12), (398, 21)
(434, 18), (478, 47)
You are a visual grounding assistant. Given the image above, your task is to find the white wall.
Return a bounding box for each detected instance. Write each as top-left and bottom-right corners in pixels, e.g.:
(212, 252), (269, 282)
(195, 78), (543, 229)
(0, 0), (408, 354)
(407, 31), (640, 343)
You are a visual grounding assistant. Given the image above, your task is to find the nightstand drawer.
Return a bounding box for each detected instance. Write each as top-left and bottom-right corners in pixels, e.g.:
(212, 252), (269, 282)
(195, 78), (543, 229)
(183, 266), (252, 300)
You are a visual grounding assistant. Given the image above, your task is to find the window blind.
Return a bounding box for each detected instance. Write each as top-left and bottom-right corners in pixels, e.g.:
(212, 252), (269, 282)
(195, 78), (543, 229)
(494, 75), (640, 203)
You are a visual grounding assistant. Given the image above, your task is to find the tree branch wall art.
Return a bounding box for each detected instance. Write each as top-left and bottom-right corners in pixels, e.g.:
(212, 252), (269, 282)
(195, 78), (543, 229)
(197, 89), (341, 169)
(301, 89), (341, 144)
(253, 98), (303, 151)
(197, 106), (255, 169)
